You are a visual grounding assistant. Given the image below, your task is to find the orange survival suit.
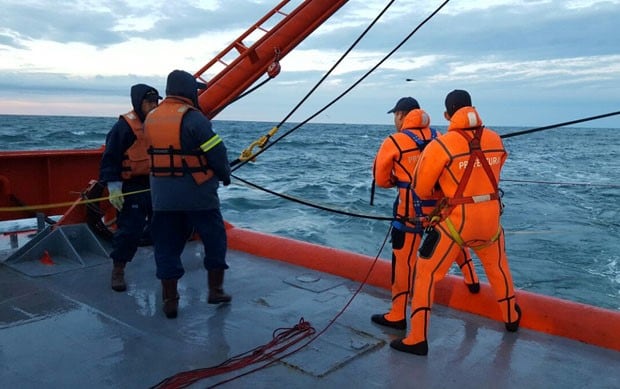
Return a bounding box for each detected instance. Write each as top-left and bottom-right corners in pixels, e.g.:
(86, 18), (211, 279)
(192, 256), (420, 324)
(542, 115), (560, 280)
(401, 106), (520, 353)
(372, 109), (479, 325)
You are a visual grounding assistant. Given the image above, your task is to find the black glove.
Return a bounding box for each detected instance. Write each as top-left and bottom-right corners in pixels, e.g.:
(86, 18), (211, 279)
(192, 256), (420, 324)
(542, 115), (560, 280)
(222, 177), (231, 186)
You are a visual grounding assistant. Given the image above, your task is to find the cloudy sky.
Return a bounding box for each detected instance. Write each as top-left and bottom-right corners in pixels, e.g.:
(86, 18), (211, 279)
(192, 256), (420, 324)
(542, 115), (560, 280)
(1, 0), (619, 128)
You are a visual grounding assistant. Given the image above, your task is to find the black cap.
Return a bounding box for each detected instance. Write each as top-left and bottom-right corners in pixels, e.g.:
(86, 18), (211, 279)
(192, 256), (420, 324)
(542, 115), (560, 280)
(144, 88), (163, 102)
(387, 97), (420, 114)
(444, 89), (472, 116)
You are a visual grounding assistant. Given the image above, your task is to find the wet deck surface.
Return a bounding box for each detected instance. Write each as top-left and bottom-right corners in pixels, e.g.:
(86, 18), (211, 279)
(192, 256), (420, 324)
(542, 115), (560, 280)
(1, 236), (619, 388)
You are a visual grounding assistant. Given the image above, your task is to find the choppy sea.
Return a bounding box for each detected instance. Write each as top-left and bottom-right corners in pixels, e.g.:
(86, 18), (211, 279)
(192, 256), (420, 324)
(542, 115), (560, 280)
(1, 114), (618, 311)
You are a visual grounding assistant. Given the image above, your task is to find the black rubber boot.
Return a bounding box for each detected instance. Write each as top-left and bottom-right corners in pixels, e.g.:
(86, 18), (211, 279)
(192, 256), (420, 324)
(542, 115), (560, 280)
(208, 269), (231, 304)
(111, 262), (127, 292)
(390, 339), (428, 355)
(371, 314), (406, 330)
(505, 304), (522, 332)
(161, 279), (179, 318)
(466, 282), (481, 294)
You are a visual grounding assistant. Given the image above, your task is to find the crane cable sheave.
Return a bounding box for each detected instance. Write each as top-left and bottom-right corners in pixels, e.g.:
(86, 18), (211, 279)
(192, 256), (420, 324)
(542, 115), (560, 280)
(238, 126), (279, 162)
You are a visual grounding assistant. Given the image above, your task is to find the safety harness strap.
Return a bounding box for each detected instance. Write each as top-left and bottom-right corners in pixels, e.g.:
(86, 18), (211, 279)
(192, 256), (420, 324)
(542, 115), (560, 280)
(391, 219), (424, 234)
(392, 128), (438, 225)
(449, 127), (499, 205)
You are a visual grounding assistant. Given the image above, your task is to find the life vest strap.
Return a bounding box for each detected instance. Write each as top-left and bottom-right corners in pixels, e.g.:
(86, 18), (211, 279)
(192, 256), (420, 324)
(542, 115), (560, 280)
(150, 166), (207, 174)
(148, 146), (211, 178)
(148, 147), (202, 156)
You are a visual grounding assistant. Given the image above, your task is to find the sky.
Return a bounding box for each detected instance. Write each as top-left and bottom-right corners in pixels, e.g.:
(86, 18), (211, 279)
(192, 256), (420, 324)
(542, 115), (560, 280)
(1, 0), (619, 128)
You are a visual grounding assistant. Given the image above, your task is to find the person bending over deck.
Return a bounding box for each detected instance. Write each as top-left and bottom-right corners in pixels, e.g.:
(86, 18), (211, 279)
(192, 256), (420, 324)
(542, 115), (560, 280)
(391, 89), (521, 356)
(144, 69), (232, 319)
(100, 84), (161, 292)
(371, 97), (480, 331)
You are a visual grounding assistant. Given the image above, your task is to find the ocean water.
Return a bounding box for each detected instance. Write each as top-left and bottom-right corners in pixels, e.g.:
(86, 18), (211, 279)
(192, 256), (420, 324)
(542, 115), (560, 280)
(1, 114), (619, 311)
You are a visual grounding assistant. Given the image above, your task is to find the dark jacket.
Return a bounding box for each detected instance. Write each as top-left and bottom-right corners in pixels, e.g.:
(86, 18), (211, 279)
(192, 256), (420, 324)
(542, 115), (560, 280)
(100, 84), (159, 190)
(146, 71), (231, 211)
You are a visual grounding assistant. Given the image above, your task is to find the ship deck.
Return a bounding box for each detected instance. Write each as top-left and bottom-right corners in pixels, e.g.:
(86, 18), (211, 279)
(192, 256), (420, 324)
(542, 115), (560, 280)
(1, 228), (619, 389)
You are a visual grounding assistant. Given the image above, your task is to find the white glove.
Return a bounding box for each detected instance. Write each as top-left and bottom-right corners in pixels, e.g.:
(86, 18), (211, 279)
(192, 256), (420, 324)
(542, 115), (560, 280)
(107, 181), (124, 211)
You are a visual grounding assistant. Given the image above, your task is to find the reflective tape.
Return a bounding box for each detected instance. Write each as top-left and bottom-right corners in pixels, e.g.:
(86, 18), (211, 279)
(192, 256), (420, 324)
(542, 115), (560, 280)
(200, 135), (222, 152)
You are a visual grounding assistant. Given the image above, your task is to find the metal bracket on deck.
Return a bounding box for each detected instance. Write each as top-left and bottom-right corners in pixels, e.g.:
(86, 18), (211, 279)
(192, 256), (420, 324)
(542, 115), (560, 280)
(2, 223), (109, 277)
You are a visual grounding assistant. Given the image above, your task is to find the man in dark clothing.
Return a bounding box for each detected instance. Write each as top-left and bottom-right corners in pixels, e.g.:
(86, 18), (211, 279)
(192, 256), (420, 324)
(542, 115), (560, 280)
(100, 84), (161, 292)
(144, 69), (231, 319)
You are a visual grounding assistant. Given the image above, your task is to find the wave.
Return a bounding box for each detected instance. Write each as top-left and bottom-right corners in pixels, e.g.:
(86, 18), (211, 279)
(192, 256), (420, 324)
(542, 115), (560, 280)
(1, 115), (619, 311)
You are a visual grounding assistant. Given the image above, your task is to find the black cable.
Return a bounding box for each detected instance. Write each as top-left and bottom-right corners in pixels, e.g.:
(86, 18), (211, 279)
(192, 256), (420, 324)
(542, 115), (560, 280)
(228, 1), (453, 219)
(211, 78), (272, 118)
(232, 174), (392, 221)
(502, 178), (620, 188)
(232, 0), (452, 172)
(274, 0), (397, 129)
(223, 3), (620, 221)
(230, 0), (398, 168)
(500, 110), (620, 139)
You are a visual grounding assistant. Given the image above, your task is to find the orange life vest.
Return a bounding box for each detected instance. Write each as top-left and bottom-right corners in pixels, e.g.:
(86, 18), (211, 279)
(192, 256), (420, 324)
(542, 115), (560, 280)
(120, 111), (150, 180)
(144, 97), (214, 185)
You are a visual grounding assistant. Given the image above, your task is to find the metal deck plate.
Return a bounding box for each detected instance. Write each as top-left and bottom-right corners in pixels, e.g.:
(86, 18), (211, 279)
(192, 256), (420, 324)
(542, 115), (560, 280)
(283, 272), (343, 292)
(281, 322), (384, 377)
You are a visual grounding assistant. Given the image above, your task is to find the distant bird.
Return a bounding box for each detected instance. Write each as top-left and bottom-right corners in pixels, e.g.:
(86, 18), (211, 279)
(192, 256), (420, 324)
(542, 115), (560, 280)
(405, 78), (416, 82)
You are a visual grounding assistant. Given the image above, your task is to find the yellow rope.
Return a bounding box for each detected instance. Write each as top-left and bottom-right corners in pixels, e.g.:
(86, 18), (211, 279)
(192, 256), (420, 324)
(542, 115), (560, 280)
(0, 189), (150, 212)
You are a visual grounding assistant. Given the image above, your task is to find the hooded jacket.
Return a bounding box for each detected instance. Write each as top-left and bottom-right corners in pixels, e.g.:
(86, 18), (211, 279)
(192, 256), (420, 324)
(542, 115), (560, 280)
(100, 83), (160, 189)
(144, 70), (231, 211)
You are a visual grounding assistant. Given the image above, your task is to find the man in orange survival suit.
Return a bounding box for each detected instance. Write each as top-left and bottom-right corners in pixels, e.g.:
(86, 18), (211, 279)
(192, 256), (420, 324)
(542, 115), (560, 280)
(390, 90), (521, 355)
(371, 96), (480, 330)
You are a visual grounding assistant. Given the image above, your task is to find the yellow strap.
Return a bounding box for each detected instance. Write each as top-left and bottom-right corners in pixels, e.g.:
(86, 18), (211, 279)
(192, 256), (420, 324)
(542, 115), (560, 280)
(444, 217), (465, 246)
(0, 189), (151, 212)
(444, 217), (502, 249)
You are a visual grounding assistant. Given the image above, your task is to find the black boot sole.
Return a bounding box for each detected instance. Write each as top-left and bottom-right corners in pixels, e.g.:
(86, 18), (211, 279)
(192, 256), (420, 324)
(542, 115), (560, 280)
(208, 297), (232, 304)
(467, 282), (481, 294)
(390, 339), (428, 355)
(505, 304), (522, 332)
(371, 314), (406, 330)
(163, 297), (179, 319)
(111, 285), (127, 292)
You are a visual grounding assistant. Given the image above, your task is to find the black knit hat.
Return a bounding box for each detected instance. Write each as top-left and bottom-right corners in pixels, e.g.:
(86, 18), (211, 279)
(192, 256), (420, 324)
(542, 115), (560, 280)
(444, 89), (472, 116)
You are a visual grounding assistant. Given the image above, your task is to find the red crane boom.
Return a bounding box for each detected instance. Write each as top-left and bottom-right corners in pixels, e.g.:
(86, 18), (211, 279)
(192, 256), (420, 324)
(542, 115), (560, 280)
(195, 0), (349, 118)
